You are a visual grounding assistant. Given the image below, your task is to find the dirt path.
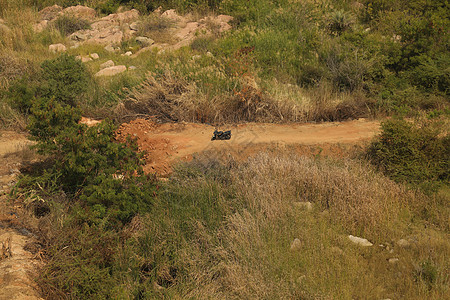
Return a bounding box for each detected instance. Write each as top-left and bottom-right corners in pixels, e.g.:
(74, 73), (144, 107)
(117, 118), (381, 175)
(0, 131), (43, 300)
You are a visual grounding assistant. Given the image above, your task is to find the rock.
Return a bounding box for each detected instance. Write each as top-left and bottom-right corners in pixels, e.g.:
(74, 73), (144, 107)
(38, 4), (63, 21)
(100, 60), (115, 69)
(396, 239), (410, 248)
(192, 54), (202, 60)
(348, 235), (373, 247)
(161, 9), (182, 22)
(90, 53), (99, 60)
(128, 66), (137, 70)
(70, 43), (80, 49)
(61, 5), (97, 21)
(81, 56), (92, 63)
(290, 238), (302, 251)
(48, 43), (66, 53)
(294, 201), (313, 211)
(388, 258), (399, 264)
(0, 18), (5, 24)
(104, 45), (116, 52)
(95, 65), (126, 77)
(124, 51), (132, 56)
(136, 36), (154, 46)
(0, 23), (11, 34)
(206, 51), (214, 58)
(129, 22), (139, 31)
(71, 32), (88, 41)
(331, 246), (343, 255)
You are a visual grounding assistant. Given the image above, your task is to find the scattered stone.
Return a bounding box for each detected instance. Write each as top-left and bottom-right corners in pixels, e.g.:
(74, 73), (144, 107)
(100, 60), (115, 69)
(81, 56), (92, 63)
(128, 66), (137, 70)
(104, 45), (115, 52)
(95, 65), (127, 77)
(331, 246), (343, 255)
(0, 23), (11, 34)
(48, 43), (67, 53)
(71, 32), (88, 41)
(38, 4), (63, 21)
(61, 5), (97, 22)
(294, 201), (313, 211)
(290, 238), (302, 251)
(388, 258), (399, 264)
(90, 53), (99, 60)
(129, 22), (139, 31)
(136, 36), (154, 46)
(348, 235), (373, 247)
(192, 54), (202, 60)
(124, 51), (132, 56)
(206, 51), (214, 58)
(397, 239), (410, 248)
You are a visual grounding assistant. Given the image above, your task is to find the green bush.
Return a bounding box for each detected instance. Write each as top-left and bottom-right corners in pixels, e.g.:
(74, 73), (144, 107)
(41, 54), (90, 107)
(367, 118), (449, 191)
(54, 14), (91, 36)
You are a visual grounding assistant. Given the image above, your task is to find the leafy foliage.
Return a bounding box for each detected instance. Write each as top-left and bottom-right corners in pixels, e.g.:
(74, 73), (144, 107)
(367, 118), (449, 191)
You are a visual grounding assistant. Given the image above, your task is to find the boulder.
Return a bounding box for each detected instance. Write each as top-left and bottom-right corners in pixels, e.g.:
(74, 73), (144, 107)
(81, 56), (92, 63)
(90, 53), (99, 60)
(48, 43), (67, 53)
(136, 36), (154, 46)
(61, 5), (97, 21)
(95, 65), (126, 77)
(104, 45), (116, 52)
(388, 258), (399, 264)
(38, 4), (63, 21)
(290, 238), (302, 251)
(128, 66), (137, 70)
(396, 239), (410, 248)
(348, 235), (373, 247)
(124, 51), (132, 56)
(294, 201), (313, 211)
(129, 22), (139, 31)
(100, 60), (115, 69)
(33, 20), (48, 33)
(161, 9), (182, 22)
(0, 23), (11, 34)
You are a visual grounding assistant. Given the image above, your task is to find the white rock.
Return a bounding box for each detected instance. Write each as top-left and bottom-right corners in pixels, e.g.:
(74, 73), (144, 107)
(192, 54), (202, 60)
(294, 201), (313, 211)
(104, 45), (115, 52)
(129, 22), (139, 31)
(206, 51), (214, 58)
(95, 65), (126, 77)
(348, 235), (373, 247)
(100, 60), (115, 69)
(396, 239), (410, 248)
(48, 43), (66, 53)
(388, 258), (399, 264)
(128, 66), (137, 70)
(290, 238), (302, 251)
(90, 53), (99, 60)
(135, 36), (154, 46)
(82, 56), (92, 63)
(124, 51), (132, 56)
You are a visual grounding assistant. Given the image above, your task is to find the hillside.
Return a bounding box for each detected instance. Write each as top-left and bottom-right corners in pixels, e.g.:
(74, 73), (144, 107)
(0, 0), (449, 299)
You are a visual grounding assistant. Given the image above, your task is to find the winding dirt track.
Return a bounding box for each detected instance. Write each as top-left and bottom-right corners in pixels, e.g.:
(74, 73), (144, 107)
(117, 118), (381, 175)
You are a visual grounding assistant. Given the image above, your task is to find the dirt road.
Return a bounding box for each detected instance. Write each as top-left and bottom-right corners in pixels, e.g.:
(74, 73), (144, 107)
(117, 118), (381, 175)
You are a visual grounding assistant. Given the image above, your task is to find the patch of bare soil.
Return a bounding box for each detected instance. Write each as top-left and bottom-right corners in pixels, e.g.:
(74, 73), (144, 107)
(117, 118), (381, 176)
(0, 131), (43, 300)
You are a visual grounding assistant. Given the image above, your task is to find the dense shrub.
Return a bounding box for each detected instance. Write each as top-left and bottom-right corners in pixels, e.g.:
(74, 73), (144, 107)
(41, 54), (90, 107)
(367, 118), (449, 191)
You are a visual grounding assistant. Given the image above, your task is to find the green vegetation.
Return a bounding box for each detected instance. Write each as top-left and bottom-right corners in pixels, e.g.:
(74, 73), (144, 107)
(368, 116), (449, 192)
(0, 0), (448, 299)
